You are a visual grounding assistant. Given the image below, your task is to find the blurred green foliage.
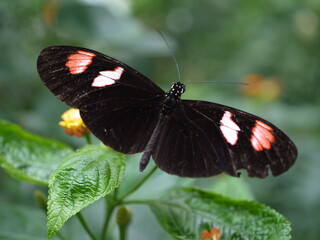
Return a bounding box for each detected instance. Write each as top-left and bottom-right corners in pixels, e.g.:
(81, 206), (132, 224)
(0, 0), (319, 239)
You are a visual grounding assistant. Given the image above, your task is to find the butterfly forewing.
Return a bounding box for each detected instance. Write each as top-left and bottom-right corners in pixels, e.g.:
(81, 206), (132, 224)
(37, 46), (164, 110)
(37, 46), (165, 154)
(152, 100), (297, 178)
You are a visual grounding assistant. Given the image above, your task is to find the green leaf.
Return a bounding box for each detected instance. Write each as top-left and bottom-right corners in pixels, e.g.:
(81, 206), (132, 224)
(0, 120), (73, 185)
(47, 145), (126, 239)
(0, 201), (47, 240)
(210, 175), (255, 201)
(149, 187), (291, 240)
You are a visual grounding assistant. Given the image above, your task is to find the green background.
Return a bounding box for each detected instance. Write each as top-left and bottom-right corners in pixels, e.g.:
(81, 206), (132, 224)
(0, 0), (319, 239)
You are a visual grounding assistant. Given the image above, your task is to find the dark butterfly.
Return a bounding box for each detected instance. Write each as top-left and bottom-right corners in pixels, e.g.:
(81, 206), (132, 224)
(37, 46), (297, 178)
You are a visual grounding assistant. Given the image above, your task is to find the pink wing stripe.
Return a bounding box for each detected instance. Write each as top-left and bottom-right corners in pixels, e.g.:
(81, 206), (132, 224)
(76, 50), (96, 56)
(250, 120), (275, 151)
(65, 50), (96, 75)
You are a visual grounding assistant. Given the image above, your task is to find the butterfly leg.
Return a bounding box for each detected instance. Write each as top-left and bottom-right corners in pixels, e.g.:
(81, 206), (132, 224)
(140, 115), (167, 172)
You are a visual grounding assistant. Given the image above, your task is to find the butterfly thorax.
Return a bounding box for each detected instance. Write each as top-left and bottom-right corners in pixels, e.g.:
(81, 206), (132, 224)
(162, 82), (185, 116)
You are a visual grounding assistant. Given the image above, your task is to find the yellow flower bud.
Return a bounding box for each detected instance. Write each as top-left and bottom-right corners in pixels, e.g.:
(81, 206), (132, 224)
(116, 205), (132, 227)
(34, 190), (47, 212)
(59, 108), (90, 137)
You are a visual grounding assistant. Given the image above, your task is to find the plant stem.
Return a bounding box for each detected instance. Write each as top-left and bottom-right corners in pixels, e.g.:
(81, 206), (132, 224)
(76, 212), (98, 240)
(118, 225), (127, 240)
(121, 199), (155, 205)
(100, 165), (157, 239)
(57, 232), (69, 240)
(101, 197), (116, 240)
(113, 185), (118, 200)
(116, 206), (131, 240)
(121, 165), (158, 199)
(84, 133), (92, 144)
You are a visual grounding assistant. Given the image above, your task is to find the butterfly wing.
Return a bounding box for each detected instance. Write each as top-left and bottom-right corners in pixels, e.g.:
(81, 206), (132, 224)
(37, 46), (165, 153)
(153, 100), (297, 178)
(80, 103), (162, 154)
(37, 46), (164, 109)
(37, 46), (297, 177)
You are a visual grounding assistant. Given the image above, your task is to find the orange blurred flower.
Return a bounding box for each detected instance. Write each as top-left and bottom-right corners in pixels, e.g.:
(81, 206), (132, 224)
(201, 227), (221, 240)
(241, 73), (283, 101)
(59, 108), (90, 137)
(42, 0), (59, 27)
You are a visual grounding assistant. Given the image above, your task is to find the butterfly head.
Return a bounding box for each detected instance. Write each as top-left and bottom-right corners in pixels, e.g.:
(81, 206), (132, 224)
(169, 82), (185, 98)
(162, 82), (186, 115)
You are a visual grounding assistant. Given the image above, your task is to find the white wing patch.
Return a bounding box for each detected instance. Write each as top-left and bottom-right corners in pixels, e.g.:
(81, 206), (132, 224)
(92, 67), (124, 87)
(219, 111), (240, 145)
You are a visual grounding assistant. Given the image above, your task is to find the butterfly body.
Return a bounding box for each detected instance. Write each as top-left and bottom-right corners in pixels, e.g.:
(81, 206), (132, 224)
(139, 82), (185, 171)
(37, 46), (297, 178)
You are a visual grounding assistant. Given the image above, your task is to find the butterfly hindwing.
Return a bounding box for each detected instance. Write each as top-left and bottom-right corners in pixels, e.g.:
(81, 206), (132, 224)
(153, 100), (297, 178)
(152, 106), (223, 177)
(79, 99), (162, 154)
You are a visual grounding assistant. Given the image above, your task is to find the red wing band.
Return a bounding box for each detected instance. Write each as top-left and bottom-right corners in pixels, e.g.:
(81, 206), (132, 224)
(250, 120), (275, 151)
(65, 50), (96, 74)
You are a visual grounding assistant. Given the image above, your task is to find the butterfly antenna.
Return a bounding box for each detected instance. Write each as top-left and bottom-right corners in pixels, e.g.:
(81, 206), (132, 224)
(156, 29), (181, 82)
(185, 81), (249, 85)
